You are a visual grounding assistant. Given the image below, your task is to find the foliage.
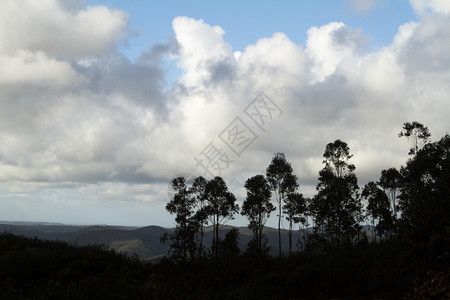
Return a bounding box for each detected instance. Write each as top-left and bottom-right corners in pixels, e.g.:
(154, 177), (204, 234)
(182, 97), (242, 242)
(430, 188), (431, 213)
(398, 121), (431, 155)
(283, 192), (307, 255)
(163, 175), (239, 261)
(398, 133), (450, 256)
(362, 181), (394, 240)
(162, 176), (199, 263)
(310, 139), (363, 247)
(378, 167), (402, 217)
(266, 153), (298, 257)
(204, 176), (239, 258)
(2, 231), (442, 299)
(146, 239), (412, 299)
(218, 228), (240, 258)
(191, 176), (208, 257)
(241, 175), (275, 255)
(0, 233), (144, 299)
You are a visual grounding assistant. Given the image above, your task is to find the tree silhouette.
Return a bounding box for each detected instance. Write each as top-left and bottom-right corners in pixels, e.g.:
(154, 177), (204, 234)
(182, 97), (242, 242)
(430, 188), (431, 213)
(241, 175), (275, 255)
(190, 176), (208, 257)
(398, 121), (431, 155)
(297, 197), (311, 251)
(311, 140), (362, 247)
(162, 176), (198, 263)
(266, 153), (298, 257)
(378, 168), (402, 218)
(283, 192), (306, 255)
(219, 228), (240, 258)
(362, 181), (393, 241)
(398, 133), (450, 254)
(204, 176), (239, 258)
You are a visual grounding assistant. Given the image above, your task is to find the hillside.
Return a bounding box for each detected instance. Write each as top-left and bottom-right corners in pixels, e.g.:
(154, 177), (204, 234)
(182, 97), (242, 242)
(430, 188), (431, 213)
(3, 231), (442, 299)
(0, 232), (146, 299)
(0, 221), (377, 260)
(0, 222), (168, 259)
(0, 221), (320, 259)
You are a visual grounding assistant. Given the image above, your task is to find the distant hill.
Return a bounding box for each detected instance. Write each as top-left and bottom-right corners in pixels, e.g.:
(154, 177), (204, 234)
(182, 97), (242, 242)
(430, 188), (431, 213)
(0, 221), (373, 259)
(0, 222), (170, 259)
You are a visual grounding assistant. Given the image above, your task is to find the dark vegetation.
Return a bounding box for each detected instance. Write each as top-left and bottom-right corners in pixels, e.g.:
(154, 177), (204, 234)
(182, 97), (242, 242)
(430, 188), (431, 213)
(1, 121), (449, 299)
(0, 231), (423, 299)
(0, 223), (170, 259)
(0, 233), (144, 299)
(1, 231), (447, 299)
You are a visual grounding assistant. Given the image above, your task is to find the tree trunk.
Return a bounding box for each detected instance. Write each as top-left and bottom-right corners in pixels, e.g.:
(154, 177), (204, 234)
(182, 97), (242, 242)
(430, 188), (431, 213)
(257, 215), (262, 254)
(278, 199), (282, 258)
(288, 220), (292, 255)
(199, 201), (204, 257)
(372, 218), (376, 243)
(215, 215), (219, 257)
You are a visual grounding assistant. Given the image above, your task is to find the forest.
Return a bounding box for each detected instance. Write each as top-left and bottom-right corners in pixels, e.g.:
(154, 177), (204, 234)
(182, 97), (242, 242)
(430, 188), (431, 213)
(0, 121), (449, 299)
(162, 122), (449, 261)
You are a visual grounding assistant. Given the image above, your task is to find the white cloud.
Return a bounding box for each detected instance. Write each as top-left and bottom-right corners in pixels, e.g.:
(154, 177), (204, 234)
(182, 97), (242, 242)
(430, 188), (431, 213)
(305, 22), (369, 83)
(0, 0), (128, 57)
(0, 50), (84, 87)
(238, 32), (306, 89)
(0, 1), (449, 226)
(360, 48), (404, 93)
(172, 16), (234, 88)
(357, 22), (417, 93)
(165, 14), (449, 197)
(409, 0), (450, 15)
(0, 0), (166, 186)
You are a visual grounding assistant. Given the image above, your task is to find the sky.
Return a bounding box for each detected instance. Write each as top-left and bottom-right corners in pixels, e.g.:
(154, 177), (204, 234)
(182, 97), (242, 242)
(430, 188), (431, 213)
(0, 0), (449, 228)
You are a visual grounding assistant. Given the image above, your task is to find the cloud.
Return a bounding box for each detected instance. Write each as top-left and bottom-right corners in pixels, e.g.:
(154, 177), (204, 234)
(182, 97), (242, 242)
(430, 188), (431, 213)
(409, 0), (450, 15)
(305, 22), (369, 82)
(0, 50), (84, 87)
(172, 16), (234, 88)
(165, 13), (449, 200)
(238, 32), (306, 89)
(399, 14), (450, 73)
(0, 1), (449, 227)
(0, 0), (128, 58)
(137, 35), (180, 65)
(0, 0), (168, 188)
(344, 0), (380, 14)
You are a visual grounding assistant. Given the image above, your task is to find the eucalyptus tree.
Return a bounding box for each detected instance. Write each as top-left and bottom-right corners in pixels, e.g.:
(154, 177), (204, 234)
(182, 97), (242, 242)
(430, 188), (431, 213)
(362, 181), (393, 241)
(283, 192), (306, 255)
(204, 176), (239, 257)
(190, 176), (208, 257)
(398, 121), (431, 155)
(266, 153), (298, 257)
(241, 174), (275, 255)
(378, 168), (402, 218)
(398, 134), (450, 252)
(162, 176), (198, 263)
(311, 140), (363, 247)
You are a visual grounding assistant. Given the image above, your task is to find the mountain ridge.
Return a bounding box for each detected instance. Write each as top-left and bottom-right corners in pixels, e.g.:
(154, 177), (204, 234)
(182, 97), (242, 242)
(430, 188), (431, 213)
(0, 221), (373, 259)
